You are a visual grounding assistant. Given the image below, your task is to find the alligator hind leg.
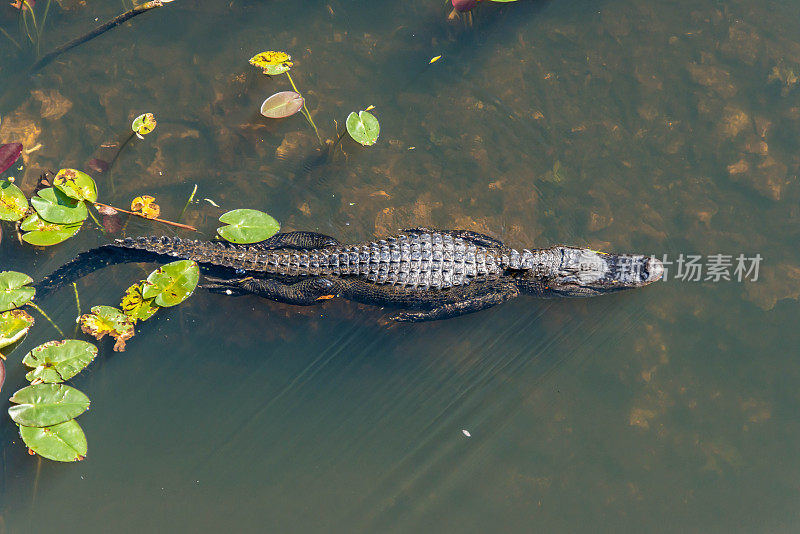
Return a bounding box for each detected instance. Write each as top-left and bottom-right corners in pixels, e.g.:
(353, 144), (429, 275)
(201, 276), (339, 305)
(392, 285), (519, 322)
(255, 231), (339, 250)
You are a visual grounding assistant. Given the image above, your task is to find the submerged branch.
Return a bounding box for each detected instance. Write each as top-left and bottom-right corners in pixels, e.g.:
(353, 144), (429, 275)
(31, 0), (172, 72)
(93, 201), (198, 232)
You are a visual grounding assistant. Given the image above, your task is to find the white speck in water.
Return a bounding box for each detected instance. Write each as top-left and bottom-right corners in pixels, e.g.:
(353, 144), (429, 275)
(349, 202), (355, 206)
(225, 290), (232, 295)
(462, 429), (471, 437)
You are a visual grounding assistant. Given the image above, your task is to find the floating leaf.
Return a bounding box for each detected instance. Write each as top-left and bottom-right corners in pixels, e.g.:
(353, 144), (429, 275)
(79, 306), (135, 352)
(132, 113), (157, 138)
(0, 358), (5, 393)
(452, 0), (479, 11)
(430, 55), (442, 64)
(0, 143), (22, 174)
(217, 209), (280, 244)
(0, 180), (29, 221)
(249, 50), (293, 75)
(131, 195), (160, 219)
(30, 187), (88, 225)
(53, 168), (98, 203)
(120, 282), (159, 323)
(346, 110), (380, 146)
(141, 260), (200, 307)
(20, 213), (82, 246)
(23, 339), (98, 384)
(0, 271), (35, 312)
(19, 419), (87, 462)
(0, 309), (35, 353)
(8, 383), (90, 427)
(260, 91), (304, 119)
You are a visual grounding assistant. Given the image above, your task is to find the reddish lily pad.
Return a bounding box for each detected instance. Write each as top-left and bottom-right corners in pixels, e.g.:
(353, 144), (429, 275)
(0, 143), (22, 174)
(260, 91), (304, 119)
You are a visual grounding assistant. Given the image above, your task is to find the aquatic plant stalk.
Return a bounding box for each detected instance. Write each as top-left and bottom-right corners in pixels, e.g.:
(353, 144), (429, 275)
(178, 184), (198, 221)
(285, 72), (323, 145)
(31, 0), (172, 71)
(26, 303), (64, 337)
(93, 201), (198, 232)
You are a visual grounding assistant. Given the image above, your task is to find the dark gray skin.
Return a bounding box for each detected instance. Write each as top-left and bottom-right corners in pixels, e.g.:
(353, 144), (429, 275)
(36, 229), (663, 322)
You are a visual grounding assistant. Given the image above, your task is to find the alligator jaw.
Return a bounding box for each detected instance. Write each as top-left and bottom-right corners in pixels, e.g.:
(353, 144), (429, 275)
(545, 248), (663, 297)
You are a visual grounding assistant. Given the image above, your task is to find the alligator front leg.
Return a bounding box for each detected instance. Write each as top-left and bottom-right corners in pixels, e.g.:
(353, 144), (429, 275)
(256, 231), (339, 250)
(201, 276), (339, 305)
(392, 285), (520, 322)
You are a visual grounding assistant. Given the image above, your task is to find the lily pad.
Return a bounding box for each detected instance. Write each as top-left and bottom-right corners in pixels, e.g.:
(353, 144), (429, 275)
(249, 50), (293, 75)
(79, 306), (135, 352)
(217, 209), (280, 244)
(132, 113), (157, 138)
(0, 309), (35, 352)
(260, 91), (304, 119)
(23, 339), (98, 384)
(0, 271), (35, 312)
(20, 213), (82, 246)
(141, 260), (199, 307)
(30, 187), (88, 225)
(8, 383), (91, 427)
(120, 282), (159, 323)
(0, 143), (22, 174)
(53, 168), (98, 203)
(346, 110), (380, 146)
(0, 180), (29, 221)
(0, 359), (5, 393)
(19, 419), (87, 462)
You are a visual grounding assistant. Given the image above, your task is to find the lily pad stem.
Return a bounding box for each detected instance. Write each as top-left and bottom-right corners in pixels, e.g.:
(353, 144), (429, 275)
(285, 72), (323, 145)
(26, 302), (64, 337)
(92, 201), (199, 232)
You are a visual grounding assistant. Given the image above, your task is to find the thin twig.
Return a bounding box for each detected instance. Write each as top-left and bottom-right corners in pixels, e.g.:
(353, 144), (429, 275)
(31, 0), (171, 72)
(93, 201), (199, 231)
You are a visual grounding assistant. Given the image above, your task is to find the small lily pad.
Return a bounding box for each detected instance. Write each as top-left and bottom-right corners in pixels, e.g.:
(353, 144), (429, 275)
(20, 213), (82, 246)
(8, 383), (91, 427)
(0, 271), (35, 312)
(79, 305), (135, 352)
(23, 339), (98, 384)
(0, 359), (5, 393)
(346, 110), (380, 146)
(0, 143), (22, 174)
(53, 168), (98, 203)
(19, 419), (87, 462)
(249, 50), (293, 75)
(132, 113), (157, 138)
(30, 187), (88, 225)
(217, 209), (280, 244)
(120, 282), (159, 323)
(0, 309), (35, 352)
(141, 260), (199, 307)
(260, 91), (304, 119)
(0, 180), (29, 221)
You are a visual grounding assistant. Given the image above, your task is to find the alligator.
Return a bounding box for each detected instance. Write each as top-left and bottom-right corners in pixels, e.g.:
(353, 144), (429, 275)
(36, 229), (663, 322)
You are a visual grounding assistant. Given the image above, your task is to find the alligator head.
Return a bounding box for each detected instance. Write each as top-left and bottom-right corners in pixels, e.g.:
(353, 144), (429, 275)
(520, 247), (663, 297)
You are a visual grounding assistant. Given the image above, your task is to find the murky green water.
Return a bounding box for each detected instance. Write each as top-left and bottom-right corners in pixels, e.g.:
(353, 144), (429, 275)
(2, 0), (800, 531)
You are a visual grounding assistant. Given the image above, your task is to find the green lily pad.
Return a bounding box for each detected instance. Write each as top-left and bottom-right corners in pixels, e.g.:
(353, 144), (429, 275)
(20, 213), (82, 246)
(8, 383), (90, 427)
(346, 110), (380, 146)
(0, 309), (35, 352)
(19, 419), (87, 462)
(132, 113), (157, 138)
(0, 180), (29, 221)
(23, 339), (98, 384)
(30, 187), (88, 225)
(120, 282), (159, 323)
(216, 209), (280, 244)
(0, 271), (35, 312)
(141, 260), (200, 307)
(53, 168), (98, 203)
(79, 306), (135, 352)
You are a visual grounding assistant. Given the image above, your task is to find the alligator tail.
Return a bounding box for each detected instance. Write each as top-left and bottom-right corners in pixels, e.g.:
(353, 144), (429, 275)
(34, 245), (166, 298)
